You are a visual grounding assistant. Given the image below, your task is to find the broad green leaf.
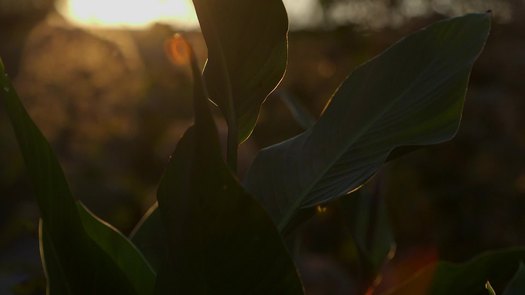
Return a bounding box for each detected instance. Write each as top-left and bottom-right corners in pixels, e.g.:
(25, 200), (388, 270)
(153, 41), (303, 294)
(0, 58), (155, 295)
(503, 263), (525, 295)
(384, 248), (525, 295)
(193, 0), (288, 142)
(244, 14), (491, 231)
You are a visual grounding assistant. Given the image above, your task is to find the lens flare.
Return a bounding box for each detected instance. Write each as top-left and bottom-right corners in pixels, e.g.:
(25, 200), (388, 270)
(166, 34), (192, 65)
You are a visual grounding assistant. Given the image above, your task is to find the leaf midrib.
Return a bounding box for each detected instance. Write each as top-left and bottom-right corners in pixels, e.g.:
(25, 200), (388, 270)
(277, 57), (471, 231)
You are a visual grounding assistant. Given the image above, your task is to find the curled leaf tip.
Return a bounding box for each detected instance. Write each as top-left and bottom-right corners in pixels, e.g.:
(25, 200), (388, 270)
(485, 281), (496, 295)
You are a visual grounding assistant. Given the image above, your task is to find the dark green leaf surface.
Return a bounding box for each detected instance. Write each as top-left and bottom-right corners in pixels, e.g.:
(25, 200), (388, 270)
(153, 45), (303, 294)
(244, 14), (491, 231)
(193, 0), (288, 142)
(385, 248), (525, 295)
(503, 263), (525, 295)
(0, 59), (155, 295)
(76, 203), (156, 294)
(130, 203), (167, 272)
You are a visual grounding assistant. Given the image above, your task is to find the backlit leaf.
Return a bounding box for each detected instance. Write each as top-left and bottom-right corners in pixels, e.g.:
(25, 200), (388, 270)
(193, 0), (288, 142)
(0, 58), (155, 295)
(153, 39), (303, 294)
(244, 14), (491, 231)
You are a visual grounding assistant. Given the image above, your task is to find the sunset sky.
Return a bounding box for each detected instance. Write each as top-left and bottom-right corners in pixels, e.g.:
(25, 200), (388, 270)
(57, 0), (321, 29)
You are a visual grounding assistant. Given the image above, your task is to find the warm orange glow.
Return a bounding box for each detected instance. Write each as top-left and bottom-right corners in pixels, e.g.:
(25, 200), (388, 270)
(166, 34), (192, 65)
(316, 205), (328, 214)
(57, 0), (199, 29)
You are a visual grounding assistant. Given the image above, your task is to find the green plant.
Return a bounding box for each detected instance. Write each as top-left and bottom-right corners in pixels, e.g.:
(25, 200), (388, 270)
(4, 1), (524, 294)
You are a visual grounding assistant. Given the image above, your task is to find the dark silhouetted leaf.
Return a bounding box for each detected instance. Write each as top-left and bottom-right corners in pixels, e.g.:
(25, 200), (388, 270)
(385, 248), (525, 295)
(130, 203), (167, 273)
(153, 39), (303, 294)
(339, 179), (395, 293)
(244, 14), (491, 231)
(193, 0), (288, 142)
(0, 58), (155, 295)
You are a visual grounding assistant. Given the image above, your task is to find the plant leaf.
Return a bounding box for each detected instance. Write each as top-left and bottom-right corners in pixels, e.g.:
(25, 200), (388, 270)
(486, 281), (497, 295)
(384, 248), (525, 295)
(0, 58), (155, 295)
(339, 181), (395, 292)
(280, 90), (316, 130)
(193, 0), (288, 142)
(153, 41), (303, 294)
(244, 13), (491, 231)
(503, 263), (525, 295)
(129, 202), (167, 273)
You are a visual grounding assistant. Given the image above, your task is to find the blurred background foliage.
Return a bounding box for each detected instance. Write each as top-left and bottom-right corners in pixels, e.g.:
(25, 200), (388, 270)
(0, 0), (524, 294)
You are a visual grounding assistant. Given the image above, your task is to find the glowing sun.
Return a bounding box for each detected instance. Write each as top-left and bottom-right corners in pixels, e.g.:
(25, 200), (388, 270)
(58, 0), (199, 29)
